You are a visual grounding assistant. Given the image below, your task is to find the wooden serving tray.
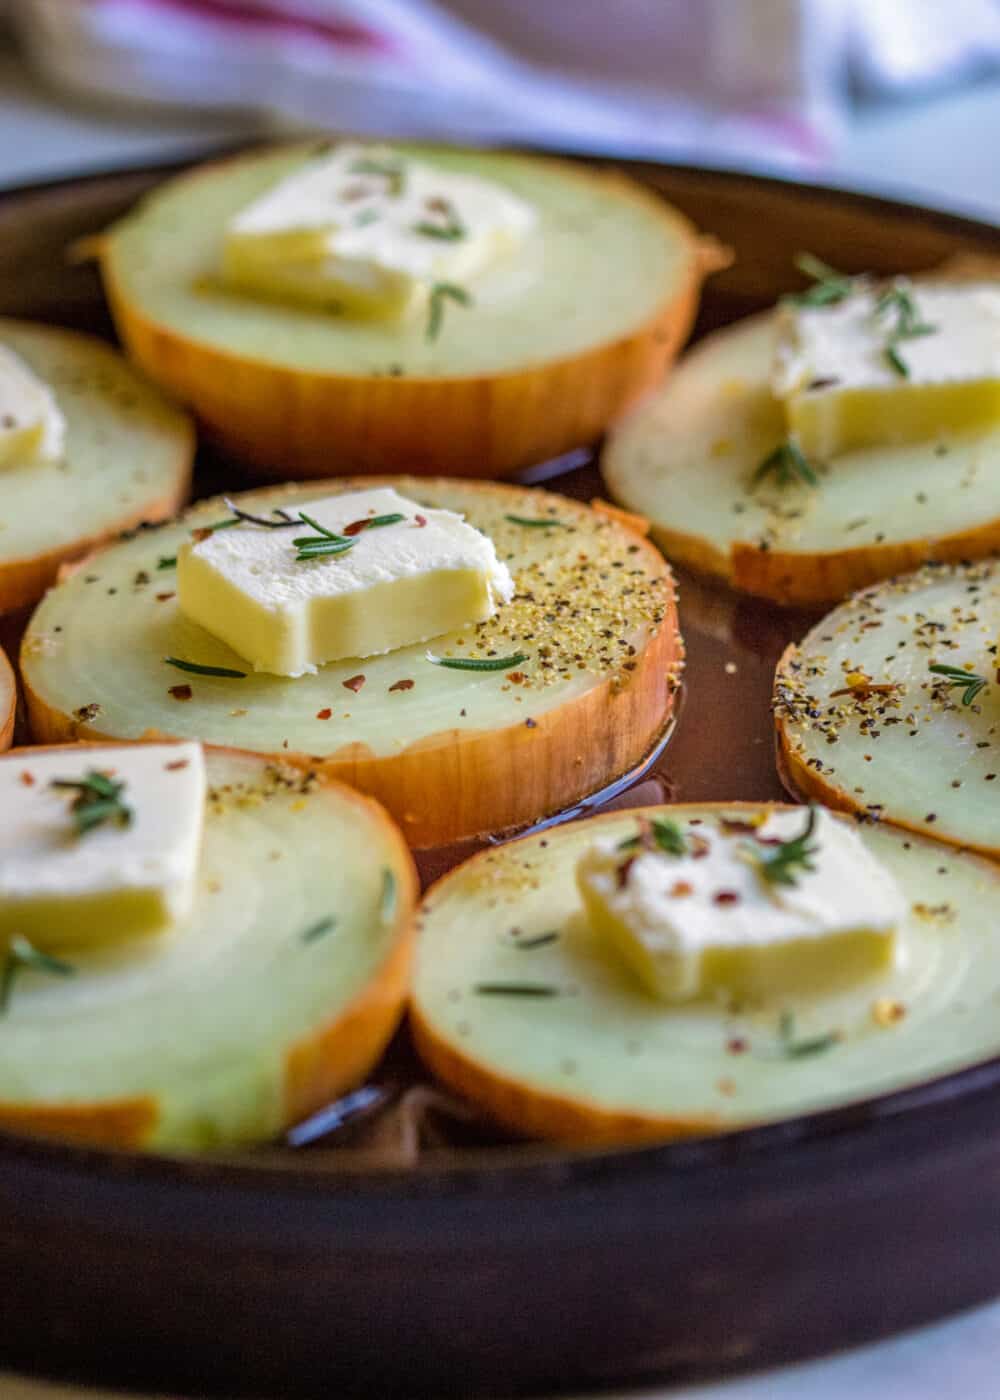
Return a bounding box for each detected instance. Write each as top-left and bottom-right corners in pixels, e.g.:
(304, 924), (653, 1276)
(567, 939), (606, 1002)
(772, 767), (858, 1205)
(0, 152), (999, 1399)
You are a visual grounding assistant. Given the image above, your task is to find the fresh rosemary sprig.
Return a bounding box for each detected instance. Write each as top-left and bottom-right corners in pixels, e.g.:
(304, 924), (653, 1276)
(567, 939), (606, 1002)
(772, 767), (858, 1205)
(752, 807), (819, 888)
(293, 511), (357, 561)
(301, 917), (337, 945)
(474, 982), (561, 997)
(164, 657), (247, 679)
(777, 1009), (840, 1059)
(0, 935), (75, 1015)
(752, 439), (818, 490)
(350, 156), (405, 196)
(50, 770), (133, 835)
(928, 662), (988, 707)
(784, 252), (854, 308)
(504, 514), (568, 529)
(618, 815), (688, 857)
(426, 651), (527, 672)
(875, 282), (936, 378)
(426, 282), (472, 342)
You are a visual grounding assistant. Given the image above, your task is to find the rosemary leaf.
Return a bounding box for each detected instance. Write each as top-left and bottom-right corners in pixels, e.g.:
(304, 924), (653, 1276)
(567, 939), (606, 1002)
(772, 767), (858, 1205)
(752, 440), (818, 490)
(301, 916), (337, 944)
(928, 662), (988, 707)
(50, 771), (133, 835)
(1, 935), (75, 1014)
(164, 657), (247, 679)
(380, 868), (397, 923)
(426, 651), (527, 672)
(474, 982), (561, 997)
(426, 282), (472, 342)
(504, 514), (569, 529)
(157, 555), (177, 571)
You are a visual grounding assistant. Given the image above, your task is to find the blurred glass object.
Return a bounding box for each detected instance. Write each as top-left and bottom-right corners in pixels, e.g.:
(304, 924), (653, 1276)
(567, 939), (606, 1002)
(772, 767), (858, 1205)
(7, 1), (1000, 169)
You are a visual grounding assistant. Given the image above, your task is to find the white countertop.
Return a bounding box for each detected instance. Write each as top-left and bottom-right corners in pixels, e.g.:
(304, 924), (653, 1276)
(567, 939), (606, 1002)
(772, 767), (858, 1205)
(2, 47), (999, 1400)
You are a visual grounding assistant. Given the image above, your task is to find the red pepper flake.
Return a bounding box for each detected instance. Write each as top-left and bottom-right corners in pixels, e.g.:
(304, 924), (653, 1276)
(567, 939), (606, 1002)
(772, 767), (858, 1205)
(716, 1077), (736, 1098)
(19, 771), (35, 787)
(191, 527), (213, 543)
(414, 514), (427, 528)
(726, 1037), (749, 1055)
(689, 834), (711, 859)
(343, 674), (366, 693)
(343, 518), (372, 537)
(713, 890), (741, 906)
(316, 707), (332, 720)
(718, 817), (761, 836)
(669, 880), (693, 897)
(165, 759), (190, 771)
(169, 684), (193, 701)
(507, 671), (527, 685)
(155, 592), (175, 602)
(389, 679), (414, 692)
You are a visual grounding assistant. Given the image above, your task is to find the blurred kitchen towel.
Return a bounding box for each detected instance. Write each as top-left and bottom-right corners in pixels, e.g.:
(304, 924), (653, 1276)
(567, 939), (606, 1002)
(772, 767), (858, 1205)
(10, 0), (1000, 167)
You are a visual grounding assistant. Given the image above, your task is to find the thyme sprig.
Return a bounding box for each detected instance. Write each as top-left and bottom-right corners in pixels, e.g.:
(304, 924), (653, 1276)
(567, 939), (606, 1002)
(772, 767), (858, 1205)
(50, 770), (133, 835)
(618, 815), (688, 857)
(751, 807), (819, 888)
(426, 651), (527, 672)
(784, 252), (854, 308)
(929, 662), (988, 707)
(752, 439), (818, 490)
(0, 936), (75, 1014)
(426, 282), (472, 342)
(875, 282), (937, 378)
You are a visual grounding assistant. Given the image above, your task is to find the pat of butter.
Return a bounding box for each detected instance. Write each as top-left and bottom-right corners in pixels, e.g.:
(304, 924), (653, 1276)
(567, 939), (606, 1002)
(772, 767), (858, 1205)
(222, 143), (536, 319)
(577, 808), (905, 1003)
(0, 343), (65, 470)
(0, 742), (206, 953)
(772, 282), (1000, 458)
(177, 487), (514, 677)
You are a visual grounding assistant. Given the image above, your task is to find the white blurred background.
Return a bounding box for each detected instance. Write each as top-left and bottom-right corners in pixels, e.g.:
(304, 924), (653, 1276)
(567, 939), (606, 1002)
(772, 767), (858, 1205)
(1, 0), (1000, 216)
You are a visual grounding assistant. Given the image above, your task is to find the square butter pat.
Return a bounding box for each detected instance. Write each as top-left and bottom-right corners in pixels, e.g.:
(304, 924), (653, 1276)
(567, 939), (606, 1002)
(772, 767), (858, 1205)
(577, 808), (906, 1003)
(177, 487), (515, 676)
(0, 343), (65, 470)
(223, 143), (536, 318)
(772, 282), (1000, 459)
(0, 742), (206, 953)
